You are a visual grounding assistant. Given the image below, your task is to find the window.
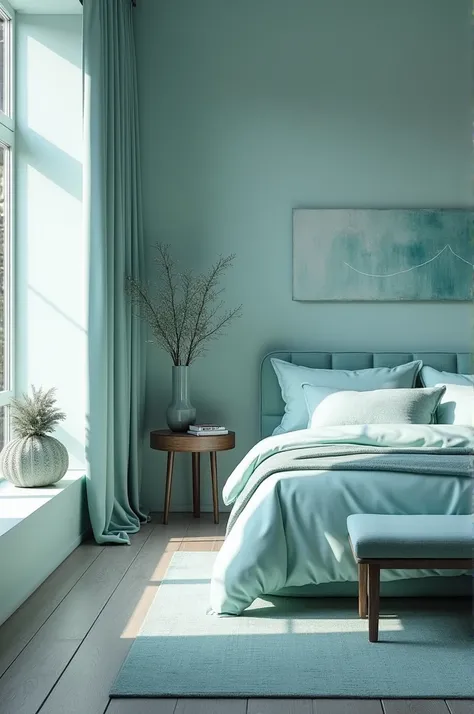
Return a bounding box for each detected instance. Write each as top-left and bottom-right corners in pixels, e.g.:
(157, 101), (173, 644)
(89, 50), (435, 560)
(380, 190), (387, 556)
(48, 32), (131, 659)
(0, 16), (5, 112)
(0, 5), (12, 120)
(0, 2), (13, 452)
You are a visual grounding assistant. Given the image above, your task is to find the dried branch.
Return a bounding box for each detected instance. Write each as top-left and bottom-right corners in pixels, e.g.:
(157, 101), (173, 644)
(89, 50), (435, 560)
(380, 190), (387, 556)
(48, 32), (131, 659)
(157, 245), (181, 361)
(184, 255), (236, 365)
(187, 304), (243, 364)
(126, 245), (241, 365)
(126, 276), (178, 363)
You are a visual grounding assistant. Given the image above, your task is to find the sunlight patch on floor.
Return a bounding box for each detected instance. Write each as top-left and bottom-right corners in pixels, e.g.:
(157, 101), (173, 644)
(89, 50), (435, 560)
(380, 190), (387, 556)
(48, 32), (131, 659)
(180, 536), (216, 551)
(120, 542), (180, 638)
(120, 583), (160, 639)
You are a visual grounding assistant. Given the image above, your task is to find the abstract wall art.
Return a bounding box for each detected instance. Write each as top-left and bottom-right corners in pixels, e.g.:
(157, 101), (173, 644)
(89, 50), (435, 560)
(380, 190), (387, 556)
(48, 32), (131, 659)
(292, 209), (474, 301)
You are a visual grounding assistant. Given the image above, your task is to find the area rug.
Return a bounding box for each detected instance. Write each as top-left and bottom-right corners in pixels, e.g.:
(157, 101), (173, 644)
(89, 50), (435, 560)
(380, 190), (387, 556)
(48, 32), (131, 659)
(111, 552), (473, 698)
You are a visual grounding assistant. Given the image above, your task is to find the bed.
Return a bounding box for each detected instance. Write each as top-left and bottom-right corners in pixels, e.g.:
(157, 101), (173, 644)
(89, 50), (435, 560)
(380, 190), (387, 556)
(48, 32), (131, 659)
(209, 351), (473, 616)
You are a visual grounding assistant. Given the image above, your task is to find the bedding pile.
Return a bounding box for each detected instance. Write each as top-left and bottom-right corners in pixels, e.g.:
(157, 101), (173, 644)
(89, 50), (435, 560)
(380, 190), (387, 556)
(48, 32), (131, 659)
(209, 424), (473, 615)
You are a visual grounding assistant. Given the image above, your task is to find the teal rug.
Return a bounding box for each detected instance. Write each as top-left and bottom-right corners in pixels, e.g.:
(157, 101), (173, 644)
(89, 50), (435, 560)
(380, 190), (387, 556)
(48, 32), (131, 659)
(111, 552), (473, 699)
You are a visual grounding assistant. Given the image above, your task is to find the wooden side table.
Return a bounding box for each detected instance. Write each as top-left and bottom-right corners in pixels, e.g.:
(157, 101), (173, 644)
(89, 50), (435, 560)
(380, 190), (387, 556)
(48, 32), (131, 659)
(150, 430), (235, 525)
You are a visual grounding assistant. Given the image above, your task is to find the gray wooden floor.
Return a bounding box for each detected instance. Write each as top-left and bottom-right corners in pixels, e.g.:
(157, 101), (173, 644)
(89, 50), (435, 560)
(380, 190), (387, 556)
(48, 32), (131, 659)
(0, 513), (471, 714)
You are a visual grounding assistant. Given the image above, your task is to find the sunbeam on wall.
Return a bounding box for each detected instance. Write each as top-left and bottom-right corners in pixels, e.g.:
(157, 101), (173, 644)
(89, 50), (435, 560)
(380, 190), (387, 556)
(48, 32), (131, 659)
(26, 35), (82, 162)
(17, 15), (85, 469)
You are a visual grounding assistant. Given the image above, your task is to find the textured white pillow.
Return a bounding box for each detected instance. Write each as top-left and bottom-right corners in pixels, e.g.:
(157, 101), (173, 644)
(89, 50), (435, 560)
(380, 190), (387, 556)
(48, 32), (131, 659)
(303, 385), (446, 428)
(420, 367), (474, 425)
(271, 358), (422, 435)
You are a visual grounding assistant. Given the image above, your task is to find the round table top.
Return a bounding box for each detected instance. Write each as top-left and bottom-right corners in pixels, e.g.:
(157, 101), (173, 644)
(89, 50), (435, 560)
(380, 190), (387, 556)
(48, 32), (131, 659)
(150, 429), (235, 453)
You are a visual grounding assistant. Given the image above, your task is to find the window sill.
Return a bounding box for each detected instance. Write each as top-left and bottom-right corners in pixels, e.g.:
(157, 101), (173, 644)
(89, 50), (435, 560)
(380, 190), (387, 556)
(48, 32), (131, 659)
(0, 471), (86, 537)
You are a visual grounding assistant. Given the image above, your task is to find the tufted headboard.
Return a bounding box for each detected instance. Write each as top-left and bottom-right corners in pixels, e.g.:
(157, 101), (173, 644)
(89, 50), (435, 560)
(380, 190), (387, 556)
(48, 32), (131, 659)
(260, 351), (473, 439)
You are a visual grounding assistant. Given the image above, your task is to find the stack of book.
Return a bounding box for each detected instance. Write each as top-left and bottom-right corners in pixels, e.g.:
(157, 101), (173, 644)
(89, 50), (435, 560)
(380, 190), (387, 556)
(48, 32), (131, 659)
(188, 424), (228, 436)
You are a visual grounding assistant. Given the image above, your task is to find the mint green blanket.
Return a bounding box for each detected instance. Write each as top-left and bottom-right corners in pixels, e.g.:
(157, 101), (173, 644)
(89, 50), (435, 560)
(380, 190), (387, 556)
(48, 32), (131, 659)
(210, 425), (473, 615)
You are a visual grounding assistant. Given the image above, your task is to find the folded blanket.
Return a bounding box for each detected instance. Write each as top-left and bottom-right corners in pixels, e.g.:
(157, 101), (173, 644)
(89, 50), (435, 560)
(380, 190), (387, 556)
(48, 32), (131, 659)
(226, 444), (473, 534)
(223, 423), (474, 505)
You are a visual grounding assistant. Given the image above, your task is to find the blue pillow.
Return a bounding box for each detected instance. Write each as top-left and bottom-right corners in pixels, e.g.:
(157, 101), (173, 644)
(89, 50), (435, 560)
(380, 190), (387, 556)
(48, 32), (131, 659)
(271, 358), (422, 435)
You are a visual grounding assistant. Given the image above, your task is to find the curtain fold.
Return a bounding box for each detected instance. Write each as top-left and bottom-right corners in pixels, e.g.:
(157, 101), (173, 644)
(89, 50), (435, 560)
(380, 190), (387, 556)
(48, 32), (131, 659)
(82, 0), (147, 544)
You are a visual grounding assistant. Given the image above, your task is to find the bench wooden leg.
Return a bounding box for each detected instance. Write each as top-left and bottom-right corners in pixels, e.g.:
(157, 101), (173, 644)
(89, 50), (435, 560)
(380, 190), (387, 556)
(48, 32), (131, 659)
(358, 563), (368, 618)
(368, 564), (380, 643)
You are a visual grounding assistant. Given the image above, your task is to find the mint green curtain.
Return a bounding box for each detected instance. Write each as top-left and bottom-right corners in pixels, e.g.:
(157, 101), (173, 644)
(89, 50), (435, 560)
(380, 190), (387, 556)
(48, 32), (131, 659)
(82, 0), (147, 544)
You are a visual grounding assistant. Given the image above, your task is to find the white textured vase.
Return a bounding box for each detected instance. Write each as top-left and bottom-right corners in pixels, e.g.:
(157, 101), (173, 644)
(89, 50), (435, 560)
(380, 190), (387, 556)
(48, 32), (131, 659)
(0, 435), (69, 488)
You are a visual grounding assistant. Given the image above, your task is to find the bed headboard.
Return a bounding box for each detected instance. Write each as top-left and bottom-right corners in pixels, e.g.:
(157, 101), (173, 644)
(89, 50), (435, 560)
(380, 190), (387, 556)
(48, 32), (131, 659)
(260, 351), (472, 439)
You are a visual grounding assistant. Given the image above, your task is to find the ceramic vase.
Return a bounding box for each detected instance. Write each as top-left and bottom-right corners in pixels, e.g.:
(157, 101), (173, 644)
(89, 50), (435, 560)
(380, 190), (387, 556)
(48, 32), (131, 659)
(166, 366), (196, 432)
(0, 435), (69, 487)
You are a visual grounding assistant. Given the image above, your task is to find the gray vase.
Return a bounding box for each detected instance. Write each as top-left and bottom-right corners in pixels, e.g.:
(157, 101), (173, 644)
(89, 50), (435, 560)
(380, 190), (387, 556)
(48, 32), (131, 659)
(166, 366), (196, 432)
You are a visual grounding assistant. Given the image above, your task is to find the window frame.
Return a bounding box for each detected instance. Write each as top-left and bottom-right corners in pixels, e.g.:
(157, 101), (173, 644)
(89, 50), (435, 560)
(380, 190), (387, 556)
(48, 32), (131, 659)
(0, 0), (14, 446)
(0, 0), (14, 128)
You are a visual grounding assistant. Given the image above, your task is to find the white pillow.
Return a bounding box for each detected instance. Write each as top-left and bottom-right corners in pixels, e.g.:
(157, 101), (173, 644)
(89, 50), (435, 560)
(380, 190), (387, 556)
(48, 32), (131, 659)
(433, 385), (473, 426)
(420, 367), (473, 425)
(271, 358), (422, 435)
(303, 384), (446, 428)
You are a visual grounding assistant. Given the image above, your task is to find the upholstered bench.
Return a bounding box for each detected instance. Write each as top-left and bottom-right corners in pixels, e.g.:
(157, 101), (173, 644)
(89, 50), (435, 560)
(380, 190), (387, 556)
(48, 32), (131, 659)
(347, 514), (472, 642)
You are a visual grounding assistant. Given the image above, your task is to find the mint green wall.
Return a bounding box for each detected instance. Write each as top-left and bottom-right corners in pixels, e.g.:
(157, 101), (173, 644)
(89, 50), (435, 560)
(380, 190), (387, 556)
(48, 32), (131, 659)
(134, 0), (473, 513)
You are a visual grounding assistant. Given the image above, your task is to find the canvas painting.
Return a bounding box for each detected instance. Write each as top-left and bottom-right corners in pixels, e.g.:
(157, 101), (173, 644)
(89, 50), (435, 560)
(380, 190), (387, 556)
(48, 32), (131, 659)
(293, 209), (474, 301)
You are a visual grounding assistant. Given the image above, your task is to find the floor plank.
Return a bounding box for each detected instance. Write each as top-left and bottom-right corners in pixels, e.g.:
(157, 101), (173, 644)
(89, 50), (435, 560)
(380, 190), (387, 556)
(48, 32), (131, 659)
(38, 518), (190, 714)
(0, 526), (152, 714)
(183, 515), (227, 539)
(180, 513), (228, 551)
(446, 703), (474, 714)
(248, 700), (312, 714)
(175, 700), (247, 714)
(314, 701), (383, 714)
(0, 541), (103, 678)
(106, 698), (177, 714)
(383, 702), (450, 714)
